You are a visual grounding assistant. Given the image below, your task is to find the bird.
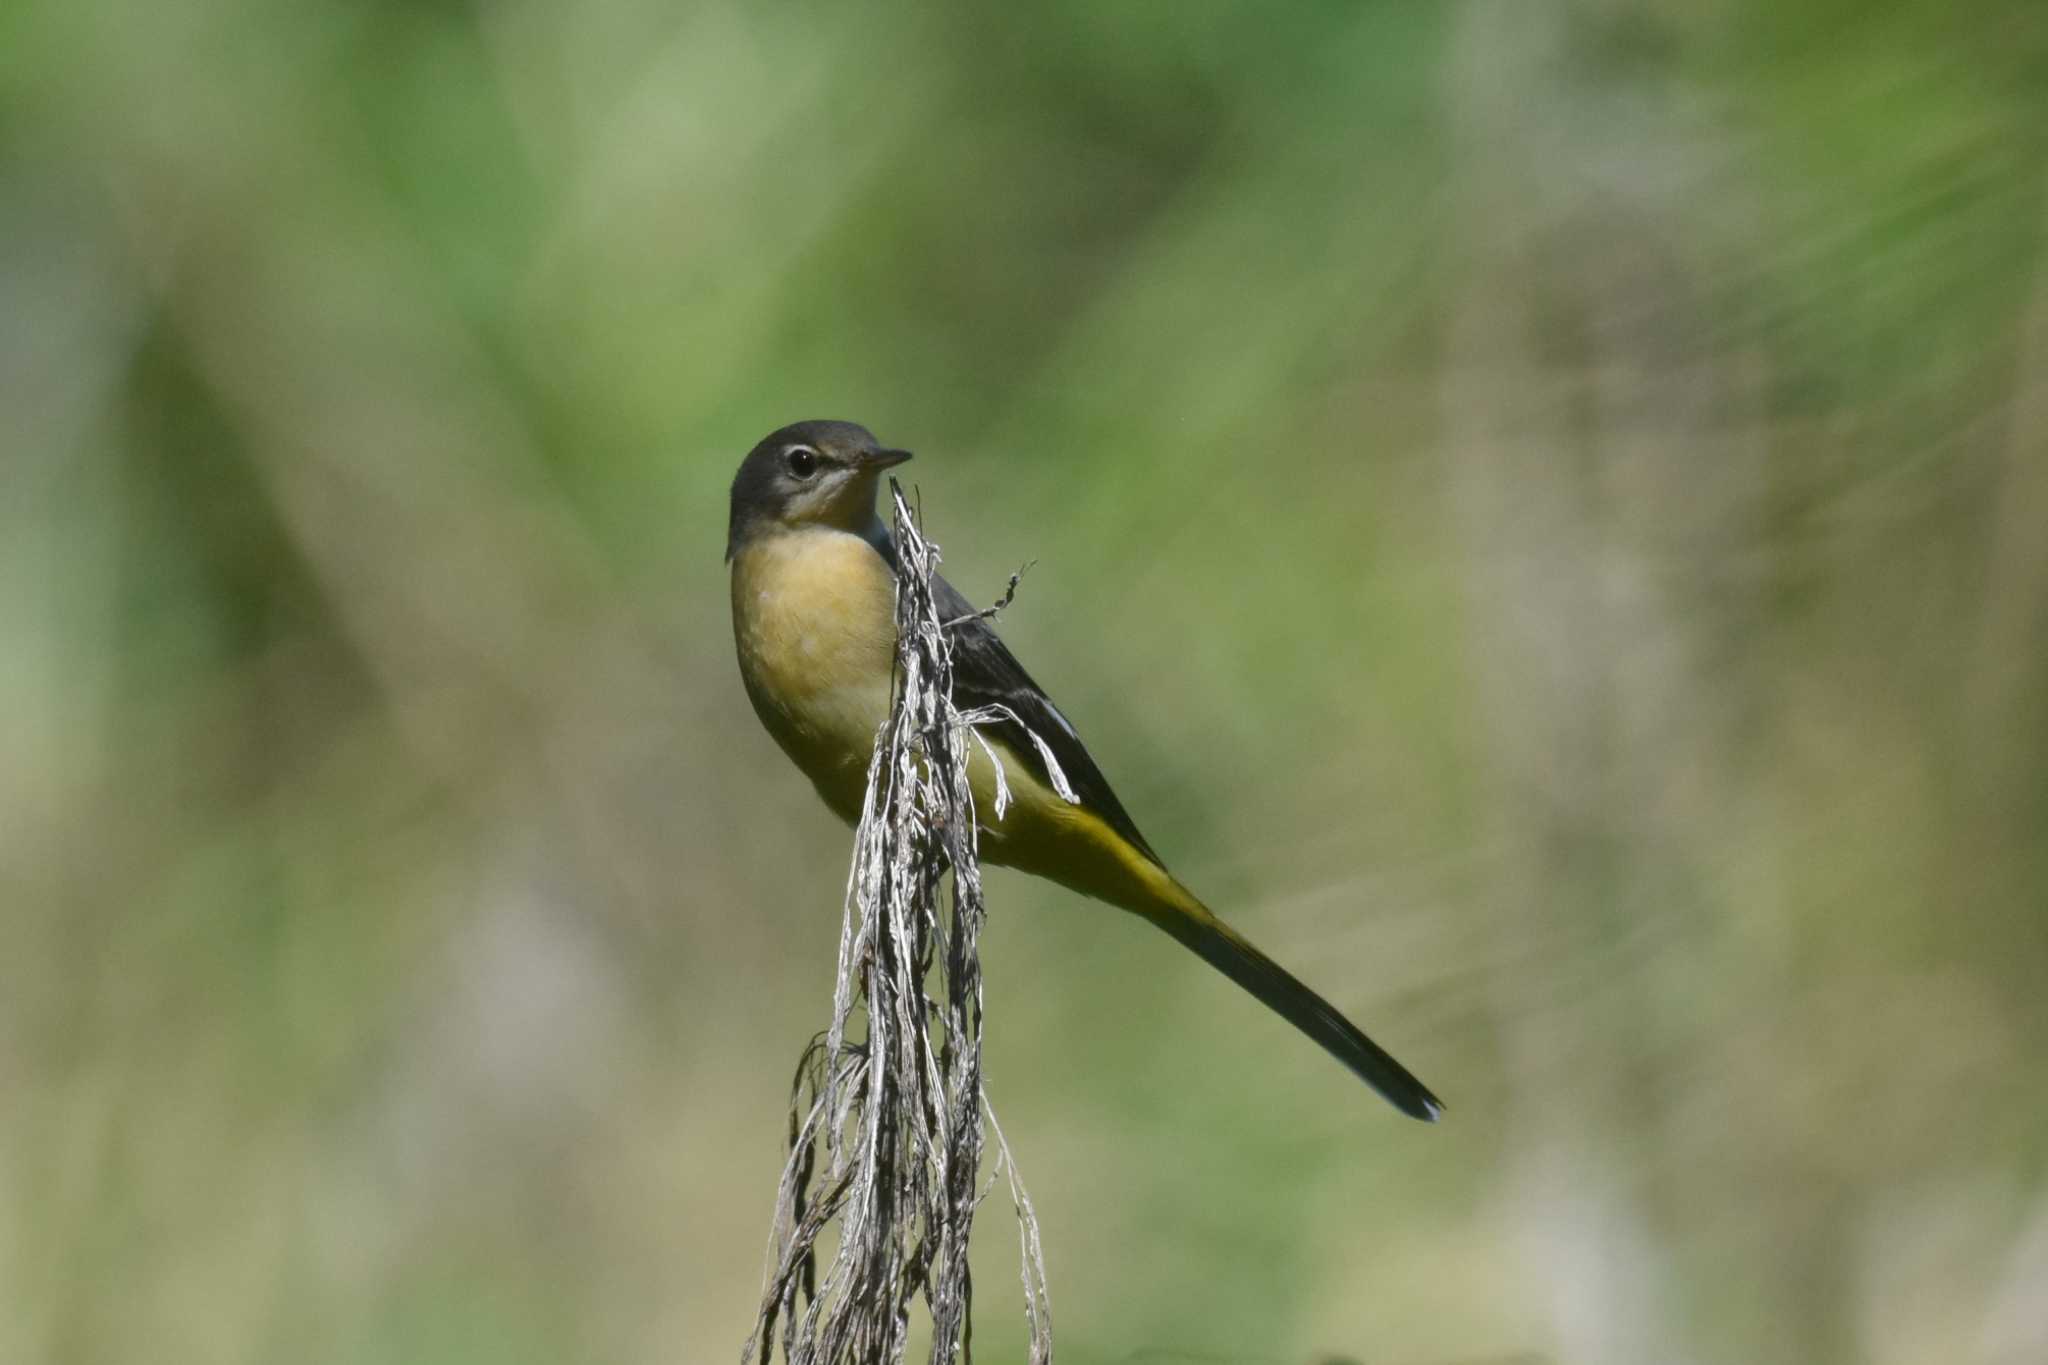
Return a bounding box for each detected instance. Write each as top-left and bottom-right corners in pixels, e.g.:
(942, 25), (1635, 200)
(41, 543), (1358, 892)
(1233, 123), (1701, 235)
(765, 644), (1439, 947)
(725, 419), (1442, 1121)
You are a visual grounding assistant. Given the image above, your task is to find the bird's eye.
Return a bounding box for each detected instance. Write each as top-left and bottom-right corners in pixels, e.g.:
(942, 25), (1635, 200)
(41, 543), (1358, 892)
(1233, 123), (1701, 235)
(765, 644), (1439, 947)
(784, 446), (819, 479)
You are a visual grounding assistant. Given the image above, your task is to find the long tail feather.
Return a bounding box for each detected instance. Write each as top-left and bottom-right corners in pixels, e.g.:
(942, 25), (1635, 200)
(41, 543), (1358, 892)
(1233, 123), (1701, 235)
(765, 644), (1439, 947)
(1148, 895), (1444, 1122)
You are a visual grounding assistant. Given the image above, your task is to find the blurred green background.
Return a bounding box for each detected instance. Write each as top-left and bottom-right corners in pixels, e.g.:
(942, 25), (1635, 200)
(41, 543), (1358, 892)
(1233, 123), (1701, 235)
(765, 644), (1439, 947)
(6, 1), (2047, 1362)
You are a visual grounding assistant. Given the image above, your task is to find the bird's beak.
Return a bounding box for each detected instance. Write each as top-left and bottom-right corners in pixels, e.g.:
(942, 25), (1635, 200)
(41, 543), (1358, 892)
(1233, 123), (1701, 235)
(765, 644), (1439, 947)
(863, 448), (914, 471)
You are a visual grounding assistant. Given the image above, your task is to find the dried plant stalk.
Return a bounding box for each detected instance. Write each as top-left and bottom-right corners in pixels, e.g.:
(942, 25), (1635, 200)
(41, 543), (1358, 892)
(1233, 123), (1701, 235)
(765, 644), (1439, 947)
(742, 485), (1053, 1365)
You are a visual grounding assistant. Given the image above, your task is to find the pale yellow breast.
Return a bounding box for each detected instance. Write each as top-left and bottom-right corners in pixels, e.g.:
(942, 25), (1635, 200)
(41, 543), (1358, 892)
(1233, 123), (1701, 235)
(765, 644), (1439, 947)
(730, 528), (899, 821)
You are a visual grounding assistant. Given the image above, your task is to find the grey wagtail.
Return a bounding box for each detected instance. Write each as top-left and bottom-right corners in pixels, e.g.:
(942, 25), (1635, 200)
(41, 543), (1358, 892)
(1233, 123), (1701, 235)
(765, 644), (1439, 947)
(726, 419), (1442, 1121)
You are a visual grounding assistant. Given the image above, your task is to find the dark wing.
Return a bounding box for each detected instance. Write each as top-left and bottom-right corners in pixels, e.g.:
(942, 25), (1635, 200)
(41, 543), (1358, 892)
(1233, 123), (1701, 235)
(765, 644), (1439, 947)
(905, 553), (1164, 870)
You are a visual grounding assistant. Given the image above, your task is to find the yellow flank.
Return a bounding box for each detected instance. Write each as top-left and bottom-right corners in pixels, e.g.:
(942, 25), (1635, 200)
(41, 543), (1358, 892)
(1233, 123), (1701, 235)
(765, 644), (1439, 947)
(732, 522), (1209, 934)
(965, 729), (1210, 928)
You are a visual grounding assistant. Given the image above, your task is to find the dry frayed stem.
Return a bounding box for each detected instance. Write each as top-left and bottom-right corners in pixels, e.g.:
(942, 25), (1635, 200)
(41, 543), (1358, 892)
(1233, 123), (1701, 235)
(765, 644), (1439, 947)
(943, 561), (1034, 628)
(743, 485), (1053, 1365)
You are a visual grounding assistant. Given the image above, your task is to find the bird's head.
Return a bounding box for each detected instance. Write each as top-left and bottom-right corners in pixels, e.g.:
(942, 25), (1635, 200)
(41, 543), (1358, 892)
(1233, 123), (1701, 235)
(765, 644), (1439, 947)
(727, 420), (913, 559)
